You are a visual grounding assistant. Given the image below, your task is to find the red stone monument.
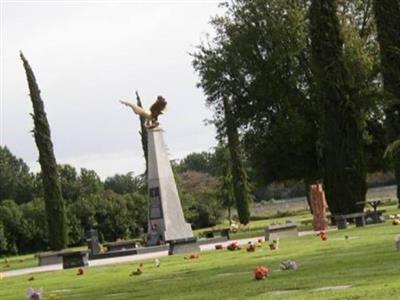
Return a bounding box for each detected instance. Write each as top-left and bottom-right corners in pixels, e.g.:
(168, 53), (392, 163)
(309, 183), (329, 231)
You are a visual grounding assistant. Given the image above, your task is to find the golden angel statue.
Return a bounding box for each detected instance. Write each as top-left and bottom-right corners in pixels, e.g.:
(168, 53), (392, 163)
(120, 95), (167, 128)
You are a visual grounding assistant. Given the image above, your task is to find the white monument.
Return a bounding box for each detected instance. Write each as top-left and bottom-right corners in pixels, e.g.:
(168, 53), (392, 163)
(120, 96), (199, 253)
(146, 127), (194, 243)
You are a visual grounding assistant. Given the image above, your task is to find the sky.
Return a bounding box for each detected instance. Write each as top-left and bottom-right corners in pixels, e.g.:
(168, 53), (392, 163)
(1, 0), (223, 179)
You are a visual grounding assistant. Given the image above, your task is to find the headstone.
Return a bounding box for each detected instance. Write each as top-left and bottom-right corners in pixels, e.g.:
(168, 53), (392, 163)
(265, 223), (298, 241)
(87, 229), (101, 255)
(309, 184), (329, 231)
(61, 251), (89, 269)
(146, 128), (199, 253)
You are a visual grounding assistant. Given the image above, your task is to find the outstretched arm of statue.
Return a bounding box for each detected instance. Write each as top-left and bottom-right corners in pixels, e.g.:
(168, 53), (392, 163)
(119, 100), (152, 119)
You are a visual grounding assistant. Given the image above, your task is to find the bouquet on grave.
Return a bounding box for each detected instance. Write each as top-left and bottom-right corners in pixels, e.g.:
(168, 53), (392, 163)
(319, 231), (328, 241)
(227, 241), (240, 251)
(280, 260), (298, 270)
(246, 242), (256, 252)
(26, 288), (43, 300)
(215, 244), (223, 250)
(254, 266), (269, 280)
(269, 238), (279, 250)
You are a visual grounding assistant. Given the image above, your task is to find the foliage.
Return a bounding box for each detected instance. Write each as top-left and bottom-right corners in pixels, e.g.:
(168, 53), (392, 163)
(0, 146), (34, 204)
(309, 0), (367, 214)
(135, 91), (149, 173)
(0, 200), (23, 254)
(373, 0), (400, 206)
(58, 164), (80, 202)
(176, 171), (223, 228)
(20, 53), (67, 250)
(0, 222), (7, 253)
(177, 152), (219, 175)
(68, 192), (147, 243)
(104, 172), (145, 195)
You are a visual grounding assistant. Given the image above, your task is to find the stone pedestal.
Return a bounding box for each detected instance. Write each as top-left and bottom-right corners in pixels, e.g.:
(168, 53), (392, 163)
(146, 128), (197, 251)
(309, 184), (329, 231)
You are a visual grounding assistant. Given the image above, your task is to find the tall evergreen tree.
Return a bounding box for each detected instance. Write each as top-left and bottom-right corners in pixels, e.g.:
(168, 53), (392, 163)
(135, 91), (148, 173)
(309, 0), (367, 214)
(373, 0), (400, 207)
(20, 52), (67, 250)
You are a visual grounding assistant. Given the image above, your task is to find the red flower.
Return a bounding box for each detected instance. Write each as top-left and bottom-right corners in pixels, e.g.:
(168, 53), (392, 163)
(215, 244), (223, 250)
(254, 266), (269, 280)
(319, 231), (328, 241)
(227, 241), (239, 251)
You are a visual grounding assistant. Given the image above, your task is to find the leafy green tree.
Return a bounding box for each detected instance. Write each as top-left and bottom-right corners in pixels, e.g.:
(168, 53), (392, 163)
(20, 53), (67, 250)
(104, 172), (145, 195)
(78, 168), (104, 197)
(193, 0), (321, 198)
(68, 192), (147, 243)
(0, 222), (7, 253)
(373, 0), (400, 206)
(192, 15), (252, 224)
(19, 198), (48, 252)
(58, 164), (80, 202)
(177, 152), (217, 175)
(0, 200), (23, 254)
(0, 146), (35, 204)
(310, 0), (367, 214)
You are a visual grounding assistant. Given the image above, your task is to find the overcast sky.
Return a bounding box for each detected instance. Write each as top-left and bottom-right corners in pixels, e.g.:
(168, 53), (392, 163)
(1, 0), (222, 179)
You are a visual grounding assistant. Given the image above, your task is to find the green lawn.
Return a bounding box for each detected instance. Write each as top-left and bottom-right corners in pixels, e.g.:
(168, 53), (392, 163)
(1, 219), (400, 299)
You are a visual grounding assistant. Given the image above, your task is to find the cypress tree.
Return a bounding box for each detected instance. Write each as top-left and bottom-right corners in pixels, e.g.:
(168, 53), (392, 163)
(309, 0), (367, 214)
(373, 0), (400, 207)
(223, 98), (251, 225)
(135, 91), (148, 172)
(20, 52), (67, 250)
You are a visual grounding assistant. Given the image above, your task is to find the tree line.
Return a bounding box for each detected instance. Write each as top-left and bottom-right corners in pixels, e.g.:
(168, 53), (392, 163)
(0, 146), (229, 255)
(191, 0), (400, 219)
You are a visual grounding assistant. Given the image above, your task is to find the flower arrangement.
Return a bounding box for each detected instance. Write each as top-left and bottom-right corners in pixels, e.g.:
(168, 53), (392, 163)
(26, 288), (43, 300)
(130, 263), (144, 276)
(184, 253), (200, 259)
(246, 242), (256, 252)
(227, 241), (240, 251)
(254, 266), (269, 280)
(77, 268), (84, 276)
(319, 231), (328, 241)
(280, 260), (298, 270)
(215, 244), (223, 250)
(155, 258), (160, 268)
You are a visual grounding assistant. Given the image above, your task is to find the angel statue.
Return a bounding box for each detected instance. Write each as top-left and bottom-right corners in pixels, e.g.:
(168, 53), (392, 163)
(120, 95), (167, 128)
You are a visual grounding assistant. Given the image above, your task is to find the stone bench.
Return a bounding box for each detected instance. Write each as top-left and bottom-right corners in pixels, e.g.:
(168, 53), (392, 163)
(265, 223), (298, 241)
(36, 252), (63, 266)
(202, 228), (230, 240)
(168, 237), (199, 255)
(37, 250), (89, 269)
(334, 212), (366, 229)
(103, 240), (137, 252)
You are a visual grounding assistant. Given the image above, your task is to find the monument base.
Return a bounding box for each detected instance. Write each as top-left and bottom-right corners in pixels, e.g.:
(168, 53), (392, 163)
(168, 237), (200, 255)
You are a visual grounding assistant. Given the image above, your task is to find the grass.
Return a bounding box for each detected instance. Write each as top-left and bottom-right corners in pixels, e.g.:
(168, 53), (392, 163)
(1, 217), (400, 299)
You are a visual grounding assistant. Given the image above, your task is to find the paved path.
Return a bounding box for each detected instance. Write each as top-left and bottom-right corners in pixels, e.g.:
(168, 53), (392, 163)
(2, 227), (337, 278)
